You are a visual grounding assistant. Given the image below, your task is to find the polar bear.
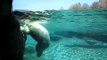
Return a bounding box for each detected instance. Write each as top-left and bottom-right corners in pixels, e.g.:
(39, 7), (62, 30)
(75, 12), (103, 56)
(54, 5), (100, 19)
(20, 19), (50, 57)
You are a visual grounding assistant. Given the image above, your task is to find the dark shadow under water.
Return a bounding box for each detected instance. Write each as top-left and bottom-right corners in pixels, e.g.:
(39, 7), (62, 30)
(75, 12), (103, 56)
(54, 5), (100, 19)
(50, 34), (62, 41)
(65, 45), (107, 49)
(54, 31), (107, 43)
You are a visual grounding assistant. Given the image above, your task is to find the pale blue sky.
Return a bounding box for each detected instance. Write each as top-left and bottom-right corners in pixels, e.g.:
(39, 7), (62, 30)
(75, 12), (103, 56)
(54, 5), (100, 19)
(13, 0), (99, 11)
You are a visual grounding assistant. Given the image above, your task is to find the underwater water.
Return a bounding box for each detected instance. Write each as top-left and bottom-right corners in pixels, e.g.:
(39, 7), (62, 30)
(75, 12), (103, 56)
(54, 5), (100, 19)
(24, 8), (107, 60)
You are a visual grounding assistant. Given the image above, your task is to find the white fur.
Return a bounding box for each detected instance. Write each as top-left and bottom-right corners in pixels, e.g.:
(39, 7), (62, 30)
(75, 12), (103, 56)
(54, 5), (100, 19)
(27, 22), (50, 40)
(21, 20), (50, 41)
(20, 24), (30, 33)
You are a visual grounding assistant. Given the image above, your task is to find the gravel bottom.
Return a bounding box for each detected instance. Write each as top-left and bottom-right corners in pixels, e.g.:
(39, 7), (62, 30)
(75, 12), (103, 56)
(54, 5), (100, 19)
(24, 37), (107, 60)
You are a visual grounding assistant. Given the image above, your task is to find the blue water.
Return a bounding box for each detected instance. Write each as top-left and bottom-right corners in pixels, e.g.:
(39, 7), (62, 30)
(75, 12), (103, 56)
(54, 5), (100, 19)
(24, 8), (107, 60)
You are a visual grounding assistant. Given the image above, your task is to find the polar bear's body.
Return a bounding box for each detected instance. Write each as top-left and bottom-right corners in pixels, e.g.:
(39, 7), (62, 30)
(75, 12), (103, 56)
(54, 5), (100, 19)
(27, 21), (50, 42)
(20, 20), (50, 57)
